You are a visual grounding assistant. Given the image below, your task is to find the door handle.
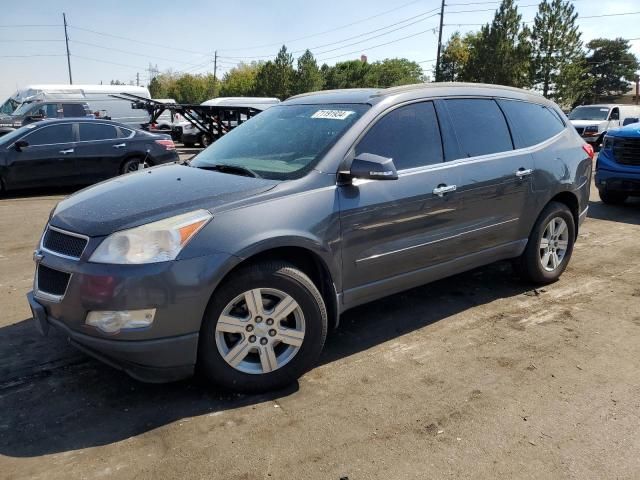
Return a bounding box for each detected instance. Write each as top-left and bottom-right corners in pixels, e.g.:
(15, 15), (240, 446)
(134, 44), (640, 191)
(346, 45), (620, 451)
(59, 148), (74, 154)
(515, 168), (533, 178)
(433, 184), (457, 197)
(113, 143), (126, 149)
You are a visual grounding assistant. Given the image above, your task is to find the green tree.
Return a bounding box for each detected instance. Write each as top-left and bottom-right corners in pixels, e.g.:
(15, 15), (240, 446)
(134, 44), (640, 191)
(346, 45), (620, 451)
(166, 74), (209, 103)
(437, 32), (478, 82)
(530, 0), (583, 98)
(463, 0), (531, 87)
(254, 46), (295, 99)
(366, 58), (424, 87)
(294, 50), (323, 95)
(554, 56), (593, 109)
(321, 59), (371, 89)
(219, 62), (260, 96)
(585, 38), (639, 101)
(148, 76), (165, 98)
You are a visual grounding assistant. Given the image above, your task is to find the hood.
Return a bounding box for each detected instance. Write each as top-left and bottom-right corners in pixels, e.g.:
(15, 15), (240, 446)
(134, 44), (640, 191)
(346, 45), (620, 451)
(51, 164), (278, 236)
(569, 119), (607, 128)
(608, 122), (640, 138)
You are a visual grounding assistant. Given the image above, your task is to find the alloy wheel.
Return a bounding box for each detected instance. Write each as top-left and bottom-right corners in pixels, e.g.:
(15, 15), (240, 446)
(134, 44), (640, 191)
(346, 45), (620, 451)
(539, 217), (569, 272)
(214, 288), (306, 374)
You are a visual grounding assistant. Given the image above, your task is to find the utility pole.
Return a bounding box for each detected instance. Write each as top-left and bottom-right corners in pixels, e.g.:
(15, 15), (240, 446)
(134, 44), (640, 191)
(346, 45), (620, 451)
(213, 50), (218, 84)
(136, 72), (140, 86)
(63, 13), (73, 84)
(435, 0), (446, 82)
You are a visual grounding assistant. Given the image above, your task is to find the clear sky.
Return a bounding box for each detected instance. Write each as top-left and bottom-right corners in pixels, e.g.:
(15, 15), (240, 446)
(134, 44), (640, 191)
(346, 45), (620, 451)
(1, 0), (638, 100)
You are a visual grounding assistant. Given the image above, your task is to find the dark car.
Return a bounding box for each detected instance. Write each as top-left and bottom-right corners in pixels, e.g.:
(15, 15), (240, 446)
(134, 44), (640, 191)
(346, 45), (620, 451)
(27, 83), (593, 393)
(0, 101), (92, 136)
(0, 118), (178, 192)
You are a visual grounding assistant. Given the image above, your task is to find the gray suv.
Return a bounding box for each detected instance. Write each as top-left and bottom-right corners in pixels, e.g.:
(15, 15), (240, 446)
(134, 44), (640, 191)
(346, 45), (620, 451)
(27, 83), (593, 392)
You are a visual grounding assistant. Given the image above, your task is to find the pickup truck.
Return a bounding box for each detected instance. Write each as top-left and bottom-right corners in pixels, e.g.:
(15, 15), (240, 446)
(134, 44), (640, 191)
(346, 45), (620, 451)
(595, 120), (640, 204)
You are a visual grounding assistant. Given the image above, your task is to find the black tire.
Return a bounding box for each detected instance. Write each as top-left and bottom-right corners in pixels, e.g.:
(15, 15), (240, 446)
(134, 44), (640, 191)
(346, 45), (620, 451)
(200, 133), (211, 148)
(121, 158), (141, 174)
(183, 141), (196, 148)
(198, 261), (328, 393)
(598, 189), (627, 205)
(517, 201), (575, 284)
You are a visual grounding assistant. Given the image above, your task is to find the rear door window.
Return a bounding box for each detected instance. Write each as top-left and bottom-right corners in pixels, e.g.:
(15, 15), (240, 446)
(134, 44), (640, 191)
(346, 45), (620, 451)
(498, 99), (565, 148)
(25, 124), (74, 145)
(62, 103), (88, 117)
(444, 98), (513, 159)
(79, 123), (118, 141)
(355, 101), (443, 170)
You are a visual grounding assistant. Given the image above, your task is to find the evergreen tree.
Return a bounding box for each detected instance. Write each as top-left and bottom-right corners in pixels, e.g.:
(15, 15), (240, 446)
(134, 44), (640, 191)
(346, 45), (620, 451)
(294, 50), (323, 95)
(530, 0), (583, 98)
(586, 38), (639, 101)
(463, 0), (531, 87)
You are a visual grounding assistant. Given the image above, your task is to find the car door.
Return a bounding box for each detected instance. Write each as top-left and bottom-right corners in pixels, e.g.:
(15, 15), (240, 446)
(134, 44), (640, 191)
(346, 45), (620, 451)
(4, 122), (77, 188)
(338, 101), (462, 304)
(607, 107), (620, 130)
(74, 122), (125, 182)
(436, 98), (533, 252)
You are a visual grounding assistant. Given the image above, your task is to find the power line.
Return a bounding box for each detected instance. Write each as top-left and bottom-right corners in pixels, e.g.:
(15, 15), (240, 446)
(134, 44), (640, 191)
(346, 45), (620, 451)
(0, 53), (66, 58)
(317, 25), (439, 62)
(218, 0), (426, 52)
(69, 39), (206, 67)
(220, 8), (441, 61)
(0, 24), (59, 28)
(443, 10), (640, 26)
(71, 54), (147, 71)
(68, 24), (210, 56)
(0, 39), (64, 42)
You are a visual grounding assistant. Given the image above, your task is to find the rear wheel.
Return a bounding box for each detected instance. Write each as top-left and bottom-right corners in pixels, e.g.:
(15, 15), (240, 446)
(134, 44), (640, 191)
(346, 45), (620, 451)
(517, 201), (575, 284)
(120, 157), (150, 174)
(198, 262), (328, 393)
(598, 189), (627, 205)
(200, 133), (212, 148)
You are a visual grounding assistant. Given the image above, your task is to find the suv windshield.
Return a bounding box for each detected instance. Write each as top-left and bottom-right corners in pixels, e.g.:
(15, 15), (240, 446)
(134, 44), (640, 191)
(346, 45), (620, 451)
(190, 103), (369, 180)
(568, 106), (610, 121)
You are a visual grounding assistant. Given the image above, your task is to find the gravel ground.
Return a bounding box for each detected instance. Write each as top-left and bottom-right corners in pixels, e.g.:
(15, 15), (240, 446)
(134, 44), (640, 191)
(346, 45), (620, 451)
(1, 174), (639, 480)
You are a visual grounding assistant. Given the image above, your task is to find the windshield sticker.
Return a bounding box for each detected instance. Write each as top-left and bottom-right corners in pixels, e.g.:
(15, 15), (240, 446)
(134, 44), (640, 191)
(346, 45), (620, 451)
(600, 108), (609, 112)
(311, 110), (355, 120)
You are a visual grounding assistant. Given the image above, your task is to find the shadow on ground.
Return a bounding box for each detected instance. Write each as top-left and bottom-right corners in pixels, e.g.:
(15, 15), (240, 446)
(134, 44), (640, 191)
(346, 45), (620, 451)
(588, 197), (640, 226)
(0, 260), (533, 458)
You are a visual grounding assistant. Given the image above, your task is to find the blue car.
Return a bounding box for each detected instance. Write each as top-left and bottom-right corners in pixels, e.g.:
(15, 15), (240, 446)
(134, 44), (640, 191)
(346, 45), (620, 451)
(595, 121), (640, 204)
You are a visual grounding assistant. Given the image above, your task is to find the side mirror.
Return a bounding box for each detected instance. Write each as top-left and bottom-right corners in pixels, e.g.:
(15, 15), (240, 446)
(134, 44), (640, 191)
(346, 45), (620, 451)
(14, 140), (29, 152)
(348, 153), (398, 181)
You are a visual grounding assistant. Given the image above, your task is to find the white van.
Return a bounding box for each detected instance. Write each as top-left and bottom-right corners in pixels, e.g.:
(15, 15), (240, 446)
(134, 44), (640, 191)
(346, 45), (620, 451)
(0, 84), (151, 128)
(568, 104), (640, 148)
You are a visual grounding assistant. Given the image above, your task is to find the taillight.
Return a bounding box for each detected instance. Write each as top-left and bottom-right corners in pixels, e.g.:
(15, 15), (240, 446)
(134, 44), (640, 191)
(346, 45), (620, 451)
(582, 143), (594, 160)
(155, 139), (175, 151)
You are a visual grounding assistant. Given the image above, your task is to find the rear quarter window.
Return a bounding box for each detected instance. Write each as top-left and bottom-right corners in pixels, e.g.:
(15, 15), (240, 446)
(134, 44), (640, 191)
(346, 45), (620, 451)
(498, 99), (565, 148)
(444, 98), (513, 159)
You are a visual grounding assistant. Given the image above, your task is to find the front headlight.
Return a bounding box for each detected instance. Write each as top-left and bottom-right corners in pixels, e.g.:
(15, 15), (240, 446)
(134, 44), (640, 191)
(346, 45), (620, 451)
(90, 209), (212, 264)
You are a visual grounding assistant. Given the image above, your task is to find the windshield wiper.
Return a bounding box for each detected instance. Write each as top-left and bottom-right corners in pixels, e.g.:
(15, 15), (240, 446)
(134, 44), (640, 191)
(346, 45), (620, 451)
(195, 163), (261, 178)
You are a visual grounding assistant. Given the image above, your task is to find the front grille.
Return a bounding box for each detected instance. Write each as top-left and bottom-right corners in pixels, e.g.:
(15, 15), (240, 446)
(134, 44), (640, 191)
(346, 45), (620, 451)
(613, 138), (640, 166)
(37, 265), (71, 297)
(42, 227), (87, 258)
(575, 126), (585, 135)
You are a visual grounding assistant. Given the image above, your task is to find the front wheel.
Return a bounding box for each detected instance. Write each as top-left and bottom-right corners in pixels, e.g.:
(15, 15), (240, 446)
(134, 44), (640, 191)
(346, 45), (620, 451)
(517, 201), (575, 284)
(198, 262), (328, 393)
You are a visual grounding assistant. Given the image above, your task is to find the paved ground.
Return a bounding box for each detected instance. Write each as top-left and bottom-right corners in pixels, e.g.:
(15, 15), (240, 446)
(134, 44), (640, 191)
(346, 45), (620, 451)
(1, 173), (639, 479)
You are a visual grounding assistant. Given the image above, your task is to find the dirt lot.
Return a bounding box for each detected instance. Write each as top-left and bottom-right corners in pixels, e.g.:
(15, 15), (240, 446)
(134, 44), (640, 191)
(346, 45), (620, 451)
(1, 176), (639, 480)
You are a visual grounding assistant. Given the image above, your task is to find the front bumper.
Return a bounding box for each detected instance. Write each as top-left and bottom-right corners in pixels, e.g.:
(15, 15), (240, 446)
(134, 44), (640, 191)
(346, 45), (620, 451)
(28, 291), (196, 382)
(28, 249), (238, 382)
